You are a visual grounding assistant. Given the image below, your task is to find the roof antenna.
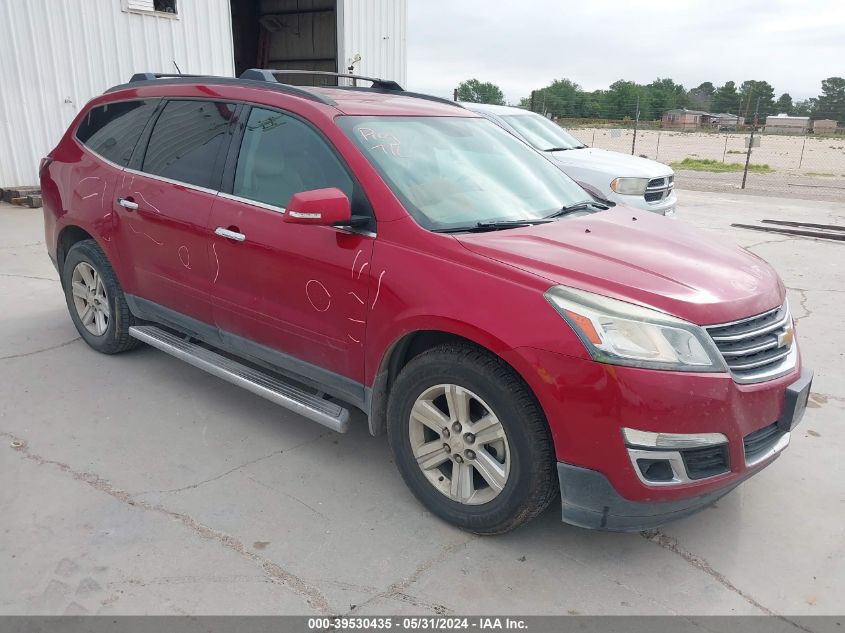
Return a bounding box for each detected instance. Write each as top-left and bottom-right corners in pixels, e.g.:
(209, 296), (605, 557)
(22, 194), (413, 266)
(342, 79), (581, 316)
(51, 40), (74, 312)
(173, 60), (182, 75)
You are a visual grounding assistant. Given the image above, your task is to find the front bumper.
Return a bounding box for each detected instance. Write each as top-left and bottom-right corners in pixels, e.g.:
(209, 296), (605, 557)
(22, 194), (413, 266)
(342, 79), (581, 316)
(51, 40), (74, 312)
(608, 189), (677, 216)
(555, 367), (813, 531)
(557, 462), (743, 531)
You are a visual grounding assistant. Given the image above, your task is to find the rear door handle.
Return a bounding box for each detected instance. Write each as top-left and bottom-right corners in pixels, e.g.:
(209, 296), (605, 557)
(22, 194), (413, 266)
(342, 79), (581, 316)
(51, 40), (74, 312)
(215, 227), (246, 242)
(118, 197), (138, 210)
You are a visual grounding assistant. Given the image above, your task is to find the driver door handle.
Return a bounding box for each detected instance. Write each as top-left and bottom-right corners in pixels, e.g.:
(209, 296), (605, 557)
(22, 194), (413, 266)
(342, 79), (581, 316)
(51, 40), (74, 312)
(118, 197), (138, 210)
(215, 227), (246, 242)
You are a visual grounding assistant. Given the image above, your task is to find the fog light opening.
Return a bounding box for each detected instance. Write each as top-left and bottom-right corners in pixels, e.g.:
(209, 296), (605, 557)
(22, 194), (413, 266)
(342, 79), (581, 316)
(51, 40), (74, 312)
(637, 458), (675, 483)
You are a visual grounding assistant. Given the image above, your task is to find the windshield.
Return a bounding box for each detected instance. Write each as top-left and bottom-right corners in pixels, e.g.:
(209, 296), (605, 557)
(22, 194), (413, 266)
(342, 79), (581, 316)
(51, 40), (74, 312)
(500, 113), (585, 152)
(338, 116), (589, 231)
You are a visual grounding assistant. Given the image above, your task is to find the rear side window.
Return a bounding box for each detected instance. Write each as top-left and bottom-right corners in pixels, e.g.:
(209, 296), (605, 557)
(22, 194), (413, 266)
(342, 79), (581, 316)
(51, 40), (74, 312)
(75, 100), (158, 166)
(141, 100), (236, 189)
(233, 107), (354, 208)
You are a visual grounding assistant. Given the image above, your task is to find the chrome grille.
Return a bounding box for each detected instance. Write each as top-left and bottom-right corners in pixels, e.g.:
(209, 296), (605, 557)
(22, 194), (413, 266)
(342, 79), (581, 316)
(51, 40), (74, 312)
(644, 175), (674, 203)
(705, 303), (796, 383)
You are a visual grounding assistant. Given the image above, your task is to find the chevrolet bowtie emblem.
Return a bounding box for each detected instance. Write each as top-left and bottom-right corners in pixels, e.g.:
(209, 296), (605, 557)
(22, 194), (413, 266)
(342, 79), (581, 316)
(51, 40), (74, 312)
(777, 326), (794, 349)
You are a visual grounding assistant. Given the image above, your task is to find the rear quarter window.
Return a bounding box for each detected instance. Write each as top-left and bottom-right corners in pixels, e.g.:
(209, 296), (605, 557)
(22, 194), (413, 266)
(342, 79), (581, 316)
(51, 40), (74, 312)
(75, 99), (159, 166)
(141, 100), (236, 189)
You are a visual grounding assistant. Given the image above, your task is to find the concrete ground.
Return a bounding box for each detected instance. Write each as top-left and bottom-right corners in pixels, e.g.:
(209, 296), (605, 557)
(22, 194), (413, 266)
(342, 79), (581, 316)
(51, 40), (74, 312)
(1, 191), (843, 617)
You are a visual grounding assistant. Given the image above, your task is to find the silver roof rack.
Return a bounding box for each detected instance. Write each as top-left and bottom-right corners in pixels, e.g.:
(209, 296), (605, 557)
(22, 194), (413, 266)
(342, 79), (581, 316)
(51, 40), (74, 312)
(239, 69), (404, 91)
(114, 70), (463, 110)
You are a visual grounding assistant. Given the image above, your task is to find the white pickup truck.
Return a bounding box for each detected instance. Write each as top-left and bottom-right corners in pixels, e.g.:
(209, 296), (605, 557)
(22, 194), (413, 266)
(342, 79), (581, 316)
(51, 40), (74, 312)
(463, 102), (677, 216)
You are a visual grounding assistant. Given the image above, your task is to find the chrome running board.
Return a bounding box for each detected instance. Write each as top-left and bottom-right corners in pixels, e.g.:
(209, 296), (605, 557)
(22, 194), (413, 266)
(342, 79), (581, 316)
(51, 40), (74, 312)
(129, 325), (350, 433)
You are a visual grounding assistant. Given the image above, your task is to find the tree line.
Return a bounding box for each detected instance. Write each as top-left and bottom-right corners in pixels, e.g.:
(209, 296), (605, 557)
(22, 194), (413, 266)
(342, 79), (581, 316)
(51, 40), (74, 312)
(456, 77), (845, 123)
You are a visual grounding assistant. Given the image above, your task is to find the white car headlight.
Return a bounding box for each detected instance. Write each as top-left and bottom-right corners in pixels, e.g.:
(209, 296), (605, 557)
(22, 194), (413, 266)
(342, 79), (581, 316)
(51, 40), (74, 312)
(610, 177), (649, 195)
(545, 286), (726, 372)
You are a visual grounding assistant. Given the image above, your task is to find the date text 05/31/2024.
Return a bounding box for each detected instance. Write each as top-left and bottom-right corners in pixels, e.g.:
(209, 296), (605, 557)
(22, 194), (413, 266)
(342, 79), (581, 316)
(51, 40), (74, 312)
(307, 617), (528, 630)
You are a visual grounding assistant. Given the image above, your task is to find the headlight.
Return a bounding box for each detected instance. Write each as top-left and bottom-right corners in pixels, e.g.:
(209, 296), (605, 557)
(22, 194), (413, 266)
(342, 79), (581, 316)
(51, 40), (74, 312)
(610, 177), (649, 195)
(544, 286), (726, 372)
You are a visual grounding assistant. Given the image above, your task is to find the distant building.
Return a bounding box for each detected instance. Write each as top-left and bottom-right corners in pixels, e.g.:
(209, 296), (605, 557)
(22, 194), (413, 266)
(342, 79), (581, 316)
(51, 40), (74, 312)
(812, 119), (838, 134)
(765, 113), (810, 134)
(710, 113), (745, 128)
(661, 109), (713, 130)
(661, 109), (742, 130)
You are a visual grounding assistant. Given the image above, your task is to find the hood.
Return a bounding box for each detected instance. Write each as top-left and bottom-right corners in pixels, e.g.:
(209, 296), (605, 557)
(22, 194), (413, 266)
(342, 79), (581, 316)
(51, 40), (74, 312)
(455, 208), (784, 325)
(550, 147), (671, 178)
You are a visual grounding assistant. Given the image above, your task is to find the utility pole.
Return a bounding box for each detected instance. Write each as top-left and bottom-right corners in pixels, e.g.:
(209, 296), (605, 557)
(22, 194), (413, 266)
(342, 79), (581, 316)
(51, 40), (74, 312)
(742, 87), (756, 127)
(631, 95), (640, 155)
(741, 96), (761, 189)
(453, 88), (458, 102)
(529, 90), (535, 112)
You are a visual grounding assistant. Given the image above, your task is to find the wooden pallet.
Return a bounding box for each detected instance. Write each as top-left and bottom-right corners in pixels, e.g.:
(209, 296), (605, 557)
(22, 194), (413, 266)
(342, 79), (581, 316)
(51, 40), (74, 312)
(2, 186), (42, 208)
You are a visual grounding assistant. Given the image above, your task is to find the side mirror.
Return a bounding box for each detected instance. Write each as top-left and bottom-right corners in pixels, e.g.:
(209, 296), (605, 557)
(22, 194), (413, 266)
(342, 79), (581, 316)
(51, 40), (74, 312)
(284, 188), (352, 226)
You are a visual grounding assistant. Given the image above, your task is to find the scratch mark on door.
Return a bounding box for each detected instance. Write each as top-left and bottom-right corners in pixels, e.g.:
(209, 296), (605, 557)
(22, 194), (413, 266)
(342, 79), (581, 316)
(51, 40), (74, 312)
(134, 191), (162, 214)
(128, 222), (163, 246)
(351, 250), (362, 277)
(371, 271), (386, 309)
(178, 245), (191, 269)
(306, 280), (332, 312)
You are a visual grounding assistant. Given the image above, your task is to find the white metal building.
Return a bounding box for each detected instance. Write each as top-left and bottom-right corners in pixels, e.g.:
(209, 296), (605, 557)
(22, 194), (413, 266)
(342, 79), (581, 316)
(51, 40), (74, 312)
(764, 113), (811, 135)
(0, 0), (407, 186)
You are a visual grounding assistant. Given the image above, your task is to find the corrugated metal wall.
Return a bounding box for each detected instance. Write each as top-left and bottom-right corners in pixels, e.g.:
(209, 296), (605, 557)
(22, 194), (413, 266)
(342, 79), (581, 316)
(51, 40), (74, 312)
(0, 0), (408, 186)
(340, 0), (407, 88)
(0, 0), (235, 186)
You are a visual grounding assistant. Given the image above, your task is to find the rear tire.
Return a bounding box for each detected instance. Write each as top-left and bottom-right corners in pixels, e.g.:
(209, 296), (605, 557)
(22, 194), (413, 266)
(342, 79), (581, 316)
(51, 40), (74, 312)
(387, 343), (557, 535)
(62, 239), (138, 354)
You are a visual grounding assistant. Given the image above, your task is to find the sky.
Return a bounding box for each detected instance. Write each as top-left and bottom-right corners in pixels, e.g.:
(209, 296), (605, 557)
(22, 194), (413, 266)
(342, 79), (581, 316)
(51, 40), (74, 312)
(406, 0), (845, 104)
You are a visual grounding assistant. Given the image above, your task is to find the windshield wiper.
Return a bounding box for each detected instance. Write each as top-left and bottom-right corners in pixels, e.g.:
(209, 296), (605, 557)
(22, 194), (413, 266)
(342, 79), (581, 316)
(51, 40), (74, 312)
(433, 219), (553, 234)
(544, 201), (609, 219)
(543, 146), (575, 152)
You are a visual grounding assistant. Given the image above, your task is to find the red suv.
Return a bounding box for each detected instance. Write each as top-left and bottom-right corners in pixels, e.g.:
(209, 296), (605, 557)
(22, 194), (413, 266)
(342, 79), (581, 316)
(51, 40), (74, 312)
(41, 71), (812, 534)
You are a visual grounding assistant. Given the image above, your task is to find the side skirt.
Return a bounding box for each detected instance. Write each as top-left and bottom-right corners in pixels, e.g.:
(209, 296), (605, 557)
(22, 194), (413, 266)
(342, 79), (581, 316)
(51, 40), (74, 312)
(125, 294), (369, 413)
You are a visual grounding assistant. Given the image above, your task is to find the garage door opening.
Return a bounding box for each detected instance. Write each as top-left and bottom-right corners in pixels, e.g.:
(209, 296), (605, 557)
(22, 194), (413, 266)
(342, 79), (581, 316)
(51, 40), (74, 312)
(230, 0), (340, 85)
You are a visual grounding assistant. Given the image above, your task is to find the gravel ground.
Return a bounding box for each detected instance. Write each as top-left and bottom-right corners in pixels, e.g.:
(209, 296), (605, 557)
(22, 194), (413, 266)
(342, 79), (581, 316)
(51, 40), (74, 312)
(673, 170), (845, 202)
(569, 127), (845, 202)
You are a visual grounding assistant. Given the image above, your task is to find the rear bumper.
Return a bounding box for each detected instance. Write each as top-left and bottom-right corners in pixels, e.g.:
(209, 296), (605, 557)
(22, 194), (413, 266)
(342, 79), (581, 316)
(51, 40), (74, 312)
(557, 462), (743, 531)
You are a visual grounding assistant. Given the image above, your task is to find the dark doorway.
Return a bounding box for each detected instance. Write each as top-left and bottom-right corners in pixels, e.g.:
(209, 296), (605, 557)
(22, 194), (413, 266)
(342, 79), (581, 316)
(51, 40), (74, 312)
(229, 0), (339, 85)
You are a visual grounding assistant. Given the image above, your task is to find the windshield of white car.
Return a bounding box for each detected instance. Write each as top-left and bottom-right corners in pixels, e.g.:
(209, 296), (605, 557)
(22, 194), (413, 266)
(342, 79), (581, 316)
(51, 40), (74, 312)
(338, 116), (591, 232)
(500, 113), (586, 152)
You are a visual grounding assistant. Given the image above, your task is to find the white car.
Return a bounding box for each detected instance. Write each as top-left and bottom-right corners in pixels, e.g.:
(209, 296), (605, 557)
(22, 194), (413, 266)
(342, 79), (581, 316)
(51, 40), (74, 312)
(463, 102), (677, 216)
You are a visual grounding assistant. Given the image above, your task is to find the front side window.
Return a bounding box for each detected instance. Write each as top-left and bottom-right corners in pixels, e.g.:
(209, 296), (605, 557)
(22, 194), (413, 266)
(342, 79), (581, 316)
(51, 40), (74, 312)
(338, 116), (589, 231)
(142, 100), (235, 189)
(500, 113), (585, 151)
(76, 100), (159, 166)
(233, 107), (354, 209)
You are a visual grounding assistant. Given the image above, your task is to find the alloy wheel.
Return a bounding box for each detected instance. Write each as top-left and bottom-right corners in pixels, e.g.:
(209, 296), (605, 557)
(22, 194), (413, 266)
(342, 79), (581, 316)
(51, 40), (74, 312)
(71, 262), (110, 336)
(408, 384), (511, 505)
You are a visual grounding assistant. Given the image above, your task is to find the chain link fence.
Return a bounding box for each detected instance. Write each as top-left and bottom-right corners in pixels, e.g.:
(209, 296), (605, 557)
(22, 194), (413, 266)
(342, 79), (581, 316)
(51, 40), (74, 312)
(558, 119), (845, 202)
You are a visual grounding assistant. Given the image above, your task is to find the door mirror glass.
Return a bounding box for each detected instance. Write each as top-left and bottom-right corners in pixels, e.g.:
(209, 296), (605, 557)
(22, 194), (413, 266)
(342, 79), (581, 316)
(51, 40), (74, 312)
(284, 188), (352, 226)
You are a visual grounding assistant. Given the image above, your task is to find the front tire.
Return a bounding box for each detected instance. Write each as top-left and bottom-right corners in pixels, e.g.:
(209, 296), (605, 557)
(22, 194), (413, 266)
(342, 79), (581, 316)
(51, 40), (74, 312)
(62, 239), (138, 354)
(387, 343), (557, 534)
